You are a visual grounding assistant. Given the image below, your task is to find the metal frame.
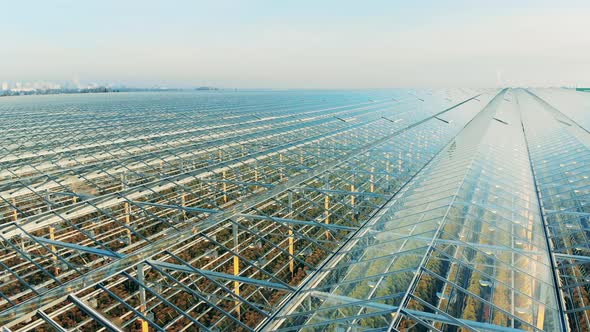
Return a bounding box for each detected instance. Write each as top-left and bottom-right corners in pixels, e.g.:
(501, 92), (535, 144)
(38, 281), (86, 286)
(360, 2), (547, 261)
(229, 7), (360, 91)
(6, 88), (584, 332)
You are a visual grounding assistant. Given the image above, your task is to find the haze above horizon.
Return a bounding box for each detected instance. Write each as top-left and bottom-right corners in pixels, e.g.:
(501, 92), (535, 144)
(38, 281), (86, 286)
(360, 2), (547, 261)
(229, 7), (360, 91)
(2, 0), (590, 89)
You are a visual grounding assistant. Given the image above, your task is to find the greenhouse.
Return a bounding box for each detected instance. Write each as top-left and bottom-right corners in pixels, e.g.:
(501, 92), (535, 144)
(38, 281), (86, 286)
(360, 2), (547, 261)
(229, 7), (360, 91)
(0, 88), (588, 331)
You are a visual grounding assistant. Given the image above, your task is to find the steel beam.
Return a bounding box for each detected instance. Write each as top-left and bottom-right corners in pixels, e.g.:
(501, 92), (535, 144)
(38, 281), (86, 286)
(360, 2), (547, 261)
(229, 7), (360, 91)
(68, 294), (124, 332)
(147, 259), (293, 291)
(32, 236), (124, 258)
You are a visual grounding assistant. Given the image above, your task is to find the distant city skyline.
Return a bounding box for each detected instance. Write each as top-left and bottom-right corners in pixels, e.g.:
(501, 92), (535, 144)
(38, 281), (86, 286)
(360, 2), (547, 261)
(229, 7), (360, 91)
(0, 79), (130, 92)
(2, 0), (590, 88)
(0, 79), (223, 92)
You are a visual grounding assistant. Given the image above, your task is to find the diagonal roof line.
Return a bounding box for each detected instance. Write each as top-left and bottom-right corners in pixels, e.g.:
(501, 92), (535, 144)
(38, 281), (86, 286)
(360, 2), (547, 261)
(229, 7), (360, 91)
(259, 93), (489, 331)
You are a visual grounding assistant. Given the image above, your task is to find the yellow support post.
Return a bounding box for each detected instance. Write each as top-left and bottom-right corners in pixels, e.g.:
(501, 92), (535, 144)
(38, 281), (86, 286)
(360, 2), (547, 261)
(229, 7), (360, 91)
(12, 198), (17, 222)
(289, 227), (294, 274)
(288, 191), (294, 275)
(125, 202), (130, 224)
(125, 202), (131, 243)
(234, 255), (240, 316)
(49, 225), (58, 275)
(537, 303), (545, 330)
(233, 223), (240, 316)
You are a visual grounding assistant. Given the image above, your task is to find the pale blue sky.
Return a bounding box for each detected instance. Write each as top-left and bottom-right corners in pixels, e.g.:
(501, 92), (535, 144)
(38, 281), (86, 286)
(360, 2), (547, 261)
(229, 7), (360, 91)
(1, 0), (589, 88)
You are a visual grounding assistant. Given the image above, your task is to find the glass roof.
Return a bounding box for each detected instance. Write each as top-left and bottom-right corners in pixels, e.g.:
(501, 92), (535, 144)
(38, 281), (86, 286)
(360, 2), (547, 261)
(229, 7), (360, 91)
(0, 88), (587, 332)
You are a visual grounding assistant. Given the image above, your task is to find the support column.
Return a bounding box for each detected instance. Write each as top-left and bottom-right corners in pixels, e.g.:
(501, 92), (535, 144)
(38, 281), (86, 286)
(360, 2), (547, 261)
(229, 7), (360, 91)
(12, 198), (18, 222)
(288, 192), (294, 275)
(124, 202), (132, 244)
(121, 172), (129, 192)
(137, 263), (149, 332)
(122, 172), (131, 244)
(49, 225), (58, 275)
(254, 164), (259, 191)
(181, 194), (187, 221)
(233, 223), (240, 317)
